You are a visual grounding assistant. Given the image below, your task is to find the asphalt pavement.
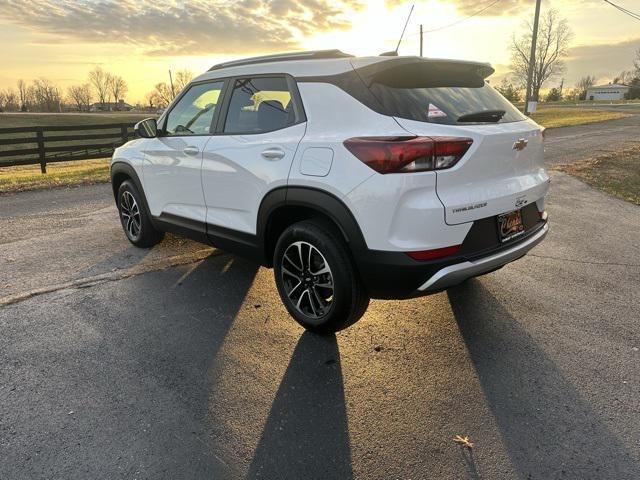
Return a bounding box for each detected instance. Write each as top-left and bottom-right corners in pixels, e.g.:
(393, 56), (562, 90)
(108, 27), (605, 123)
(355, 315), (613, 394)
(1, 117), (639, 479)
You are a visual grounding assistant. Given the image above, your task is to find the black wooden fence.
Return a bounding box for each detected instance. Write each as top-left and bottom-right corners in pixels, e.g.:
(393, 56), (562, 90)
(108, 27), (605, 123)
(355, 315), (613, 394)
(0, 123), (137, 173)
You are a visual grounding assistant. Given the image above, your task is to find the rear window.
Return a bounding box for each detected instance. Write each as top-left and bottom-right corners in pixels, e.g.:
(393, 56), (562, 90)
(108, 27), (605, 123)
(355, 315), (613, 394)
(369, 82), (526, 125)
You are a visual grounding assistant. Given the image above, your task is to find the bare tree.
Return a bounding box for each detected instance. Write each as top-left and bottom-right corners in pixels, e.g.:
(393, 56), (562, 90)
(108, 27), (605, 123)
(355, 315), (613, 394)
(0, 90), (17, 112)
(174, 69), (193, 93)
(108, 75), (128, 109)
(67, 84), (93, 111)
(613, 70), (634, 85)
(145, 91), (161, 110)
(31, 78), (62, 112)
(89, 67), (110, 108)
(0, 88), (20, 111)
(17, 79), (30, 111)
(510, 8), (573, 101)
(145, 69), (194, 110)
(151, 83), (174, 108)
(575, 75), (595, 100)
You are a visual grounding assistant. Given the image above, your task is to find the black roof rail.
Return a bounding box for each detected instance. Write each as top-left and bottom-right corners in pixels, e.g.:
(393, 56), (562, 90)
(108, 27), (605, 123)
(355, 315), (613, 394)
(208, 50), (353, 71)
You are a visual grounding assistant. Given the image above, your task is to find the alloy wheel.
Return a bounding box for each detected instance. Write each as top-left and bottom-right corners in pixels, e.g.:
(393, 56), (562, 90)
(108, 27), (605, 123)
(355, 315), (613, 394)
(281, 241), (334, 319)
(120, 190), (141, 241)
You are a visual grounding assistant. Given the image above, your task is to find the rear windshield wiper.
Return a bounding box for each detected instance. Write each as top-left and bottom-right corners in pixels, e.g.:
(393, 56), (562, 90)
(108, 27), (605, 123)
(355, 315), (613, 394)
(457, 110), (505, 123)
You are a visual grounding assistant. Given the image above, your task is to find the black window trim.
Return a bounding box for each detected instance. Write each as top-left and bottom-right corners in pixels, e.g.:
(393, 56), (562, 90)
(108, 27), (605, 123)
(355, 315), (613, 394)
(214, 73), (307, 137)
(158, 78), (230, 138)
(158, 73), (306, 138)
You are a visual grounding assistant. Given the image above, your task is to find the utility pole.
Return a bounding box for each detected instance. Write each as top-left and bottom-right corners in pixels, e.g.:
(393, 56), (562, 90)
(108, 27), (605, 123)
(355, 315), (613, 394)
(168, 70), (175, 99)
(420, 24), (423, 57)
(524, 0), (542, 115)
(560, 77), (564, 96)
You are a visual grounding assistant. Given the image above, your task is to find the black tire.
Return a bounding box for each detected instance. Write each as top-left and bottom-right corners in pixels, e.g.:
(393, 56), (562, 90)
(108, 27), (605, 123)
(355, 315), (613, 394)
(116, 180), (164, 248)
(273, 219), (369, 333)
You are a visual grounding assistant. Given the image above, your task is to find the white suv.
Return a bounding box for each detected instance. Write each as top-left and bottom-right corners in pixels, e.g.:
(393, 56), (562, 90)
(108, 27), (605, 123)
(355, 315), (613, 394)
(111, 50), (549, 333)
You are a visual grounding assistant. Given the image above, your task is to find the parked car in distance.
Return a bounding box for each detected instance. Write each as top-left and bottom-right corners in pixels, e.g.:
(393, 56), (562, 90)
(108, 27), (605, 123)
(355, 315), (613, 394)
(111, 50), (549, 333)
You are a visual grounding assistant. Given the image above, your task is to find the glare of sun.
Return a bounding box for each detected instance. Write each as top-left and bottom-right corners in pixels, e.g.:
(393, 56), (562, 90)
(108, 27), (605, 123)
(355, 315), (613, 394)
(301, 0), (460, 57)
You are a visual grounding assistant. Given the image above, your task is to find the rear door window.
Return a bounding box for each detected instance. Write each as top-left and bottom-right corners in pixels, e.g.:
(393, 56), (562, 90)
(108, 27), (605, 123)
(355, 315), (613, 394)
(223, 77), (295, 134)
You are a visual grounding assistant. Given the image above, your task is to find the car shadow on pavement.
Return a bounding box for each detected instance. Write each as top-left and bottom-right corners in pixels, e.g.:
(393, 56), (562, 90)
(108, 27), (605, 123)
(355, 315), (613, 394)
(246, 331), (353, 480)
(447, 280), (639, 480)
(103, 253), (260, 478)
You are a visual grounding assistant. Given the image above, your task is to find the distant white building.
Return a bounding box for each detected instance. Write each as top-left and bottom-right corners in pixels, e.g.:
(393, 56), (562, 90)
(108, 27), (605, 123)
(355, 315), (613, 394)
(585, 84), (629, 101)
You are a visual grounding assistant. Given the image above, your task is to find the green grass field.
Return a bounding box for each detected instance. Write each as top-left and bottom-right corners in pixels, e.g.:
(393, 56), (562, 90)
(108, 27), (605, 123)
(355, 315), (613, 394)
(0, 159), (110, 194)
(530, 107), (630, 128)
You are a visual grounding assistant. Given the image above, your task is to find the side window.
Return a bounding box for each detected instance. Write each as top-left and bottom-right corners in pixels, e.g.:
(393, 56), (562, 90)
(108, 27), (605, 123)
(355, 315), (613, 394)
(164, 81), (224, 136)
(223, 77), (295, 134)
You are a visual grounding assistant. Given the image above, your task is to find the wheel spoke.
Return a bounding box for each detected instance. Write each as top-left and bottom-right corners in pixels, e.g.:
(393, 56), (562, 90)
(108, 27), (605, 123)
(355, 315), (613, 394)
(308, 245), (314, 272)
(306, 288), (318, 316)
(295, 288), (308, 310)
(283, 253), (303, 272)
(296, 242), (305, 271)
(287, 280), (303, 299)
(282, 266), (301, 281)
(310, 286), (326, 311)
(310, 264), (330, 275)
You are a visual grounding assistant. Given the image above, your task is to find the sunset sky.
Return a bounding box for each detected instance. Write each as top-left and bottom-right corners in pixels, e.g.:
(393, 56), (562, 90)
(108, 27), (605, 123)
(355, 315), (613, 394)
(0, 0), (638, 103)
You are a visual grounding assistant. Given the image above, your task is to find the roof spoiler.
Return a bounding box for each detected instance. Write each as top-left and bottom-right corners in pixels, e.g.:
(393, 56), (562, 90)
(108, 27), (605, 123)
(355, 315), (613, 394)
(352, 57), (495, 89)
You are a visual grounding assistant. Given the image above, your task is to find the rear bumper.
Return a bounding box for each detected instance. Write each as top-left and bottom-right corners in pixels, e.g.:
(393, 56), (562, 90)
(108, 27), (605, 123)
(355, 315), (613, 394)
(354, 220), (548, 299)
(418, 222), (547, 293)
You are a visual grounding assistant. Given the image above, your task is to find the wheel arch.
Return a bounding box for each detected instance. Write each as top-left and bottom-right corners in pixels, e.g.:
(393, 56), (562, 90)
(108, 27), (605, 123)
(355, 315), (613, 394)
(110, 162), (143, 198)
(110, 162), (154, 222)
(258, 186), (368, 266)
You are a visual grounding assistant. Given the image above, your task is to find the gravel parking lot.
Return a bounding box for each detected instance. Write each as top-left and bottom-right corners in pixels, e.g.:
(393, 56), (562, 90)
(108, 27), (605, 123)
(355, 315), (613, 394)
(1, 119), (639, 479)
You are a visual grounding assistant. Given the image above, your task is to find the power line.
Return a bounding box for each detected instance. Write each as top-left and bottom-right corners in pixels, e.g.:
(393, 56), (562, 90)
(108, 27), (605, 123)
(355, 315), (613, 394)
(407, 0), (502, 36)
(603, 0), (640, 20)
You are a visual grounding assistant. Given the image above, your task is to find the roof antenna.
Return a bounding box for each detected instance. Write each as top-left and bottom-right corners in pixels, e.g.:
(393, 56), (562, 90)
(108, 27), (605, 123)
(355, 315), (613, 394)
(381, 4), (414, 56)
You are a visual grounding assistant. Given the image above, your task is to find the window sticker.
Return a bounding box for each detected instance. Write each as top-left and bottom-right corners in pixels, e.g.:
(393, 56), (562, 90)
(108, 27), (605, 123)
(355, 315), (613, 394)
(427, 103), (447, 118)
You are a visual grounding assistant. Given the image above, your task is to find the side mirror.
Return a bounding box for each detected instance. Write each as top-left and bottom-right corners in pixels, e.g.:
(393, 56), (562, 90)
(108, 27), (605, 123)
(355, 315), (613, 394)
(135, 118), (158, 138)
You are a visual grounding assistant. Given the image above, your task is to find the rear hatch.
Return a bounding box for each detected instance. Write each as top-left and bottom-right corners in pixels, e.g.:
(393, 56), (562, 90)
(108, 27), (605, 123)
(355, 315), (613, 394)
(351, 57), (549, 225)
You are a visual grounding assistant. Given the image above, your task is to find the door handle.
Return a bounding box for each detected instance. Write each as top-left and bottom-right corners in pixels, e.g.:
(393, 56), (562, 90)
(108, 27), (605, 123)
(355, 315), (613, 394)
(261, 148), (285, 160)
(183, 146), (200, 156)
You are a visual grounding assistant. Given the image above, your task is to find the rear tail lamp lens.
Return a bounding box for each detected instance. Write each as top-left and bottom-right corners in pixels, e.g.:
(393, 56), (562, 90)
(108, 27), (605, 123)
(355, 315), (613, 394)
(343, 136), (473, 174)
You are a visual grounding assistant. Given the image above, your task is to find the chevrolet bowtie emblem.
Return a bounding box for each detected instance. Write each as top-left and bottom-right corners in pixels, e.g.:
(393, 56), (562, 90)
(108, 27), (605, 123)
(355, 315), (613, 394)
(513, 138), (528, 151)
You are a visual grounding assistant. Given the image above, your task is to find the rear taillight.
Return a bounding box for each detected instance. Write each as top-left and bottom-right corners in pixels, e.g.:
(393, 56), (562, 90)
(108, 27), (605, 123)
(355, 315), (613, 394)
(343, 136), (473, 174)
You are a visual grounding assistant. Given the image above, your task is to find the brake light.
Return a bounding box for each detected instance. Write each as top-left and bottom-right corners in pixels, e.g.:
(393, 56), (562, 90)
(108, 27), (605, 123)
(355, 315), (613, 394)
(406, 245), (461, 261)
(343, 136), (473, 174)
